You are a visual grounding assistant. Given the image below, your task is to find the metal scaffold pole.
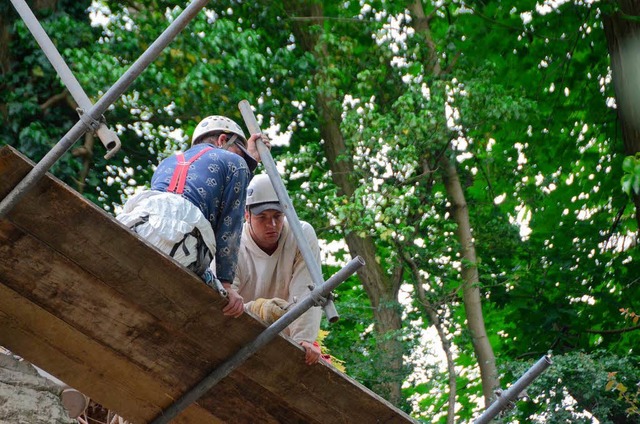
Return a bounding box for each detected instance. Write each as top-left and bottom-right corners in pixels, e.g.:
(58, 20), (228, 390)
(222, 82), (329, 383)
(151, 256), (365, 424)
(238, 100), (340, 322)
(10, 0), (121, 159)
(473, 355), (553, 424)
(0, 0), (210, 219)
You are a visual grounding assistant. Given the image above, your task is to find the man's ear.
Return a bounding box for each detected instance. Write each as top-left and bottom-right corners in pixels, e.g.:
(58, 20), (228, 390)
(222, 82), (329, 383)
(216, 133), (227, 147)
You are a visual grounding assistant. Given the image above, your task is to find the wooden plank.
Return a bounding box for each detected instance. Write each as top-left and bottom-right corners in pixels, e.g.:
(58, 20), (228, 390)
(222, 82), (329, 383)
(0, 145), (416, 424)
(0, 220), (306, 423)
(0, 282), (215, 424)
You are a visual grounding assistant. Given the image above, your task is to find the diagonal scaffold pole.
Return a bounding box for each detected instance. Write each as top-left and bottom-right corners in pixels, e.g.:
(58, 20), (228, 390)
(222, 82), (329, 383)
(473, 355), (553, 424)
(10, 0), (121, 159)
(151, 255), (365, 424)
(238, 100), (340, 322)
(0, 0), (210, 219)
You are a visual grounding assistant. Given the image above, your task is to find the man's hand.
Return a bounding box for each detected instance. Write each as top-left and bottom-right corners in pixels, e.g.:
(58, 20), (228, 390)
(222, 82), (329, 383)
(299, 341), (321, 365)
(248, 297), (289, 323)
(222, 282), (244, 318)
(246, 133), (271, 163)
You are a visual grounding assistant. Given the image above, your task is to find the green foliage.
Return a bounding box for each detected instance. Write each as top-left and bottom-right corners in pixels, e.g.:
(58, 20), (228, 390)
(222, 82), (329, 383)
(622, 154), (640, 197)
(607, 371), (640, 418)
(320, 271), (381, 387)
(500, 352), (640, 423)
(5, 0), (640, 422)
(1, 1), (95, 187)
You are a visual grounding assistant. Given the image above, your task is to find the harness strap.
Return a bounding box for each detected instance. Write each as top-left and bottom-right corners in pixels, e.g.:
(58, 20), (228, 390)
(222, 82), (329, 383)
(167, 147), (214, 194)
(169, 232), (192, 257)
(168, 227), (214, 278)
(128, 214), (149, 230)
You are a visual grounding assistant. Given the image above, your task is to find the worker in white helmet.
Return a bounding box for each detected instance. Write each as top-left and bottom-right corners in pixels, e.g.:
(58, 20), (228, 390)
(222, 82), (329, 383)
(117, 115), (270, 318)
(233, 174), (322, 365)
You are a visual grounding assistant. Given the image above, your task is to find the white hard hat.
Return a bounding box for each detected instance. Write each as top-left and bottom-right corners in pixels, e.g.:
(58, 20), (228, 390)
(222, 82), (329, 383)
(246, 174), (284, 214)
(192, 115), (258, 172)
(192, 115), (247, 145)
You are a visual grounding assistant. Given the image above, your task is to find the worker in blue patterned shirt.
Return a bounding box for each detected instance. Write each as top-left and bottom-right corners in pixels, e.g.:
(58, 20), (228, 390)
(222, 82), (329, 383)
(117, 115), (270, 317)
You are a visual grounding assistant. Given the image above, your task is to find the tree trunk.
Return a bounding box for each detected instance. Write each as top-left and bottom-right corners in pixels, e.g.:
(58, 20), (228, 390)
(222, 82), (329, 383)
(603, 0), (640, 231)
(408, 0), (500, 407)
(0, 14), (10, 77)
(284, 2), (406, 405)
(1, 4), (16, 121)
(316, 82), (405, 406)
(440, 154), (499, 406)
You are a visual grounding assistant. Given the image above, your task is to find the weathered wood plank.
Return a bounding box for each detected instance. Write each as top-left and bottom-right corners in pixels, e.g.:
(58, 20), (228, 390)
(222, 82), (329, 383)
(0, 282), (215, 424)
(0, 220), (310, 423)
(0, 145), (416, 424)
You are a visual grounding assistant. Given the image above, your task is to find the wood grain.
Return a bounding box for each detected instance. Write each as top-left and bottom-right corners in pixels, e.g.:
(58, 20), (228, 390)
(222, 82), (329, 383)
(0, 145), (415, 424)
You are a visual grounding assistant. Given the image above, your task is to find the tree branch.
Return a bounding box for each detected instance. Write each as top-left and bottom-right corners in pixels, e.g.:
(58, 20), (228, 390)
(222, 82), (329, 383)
(584, 324), (640, 335)
(399, 245), (457, 424)
(603, 200), (627, 250)
(39, 90), (71, 111)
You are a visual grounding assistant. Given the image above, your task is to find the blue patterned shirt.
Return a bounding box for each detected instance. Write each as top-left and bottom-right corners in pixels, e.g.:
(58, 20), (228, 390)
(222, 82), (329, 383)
(151, 143), (250, 282)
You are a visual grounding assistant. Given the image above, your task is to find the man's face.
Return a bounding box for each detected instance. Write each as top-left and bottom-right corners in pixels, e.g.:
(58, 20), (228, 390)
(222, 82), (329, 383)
(248, 209), (285, 250)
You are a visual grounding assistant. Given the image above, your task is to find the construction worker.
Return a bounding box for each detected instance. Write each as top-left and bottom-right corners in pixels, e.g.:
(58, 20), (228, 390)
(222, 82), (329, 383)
(117, 115), (270, 318)
(233, 174), (323, 365)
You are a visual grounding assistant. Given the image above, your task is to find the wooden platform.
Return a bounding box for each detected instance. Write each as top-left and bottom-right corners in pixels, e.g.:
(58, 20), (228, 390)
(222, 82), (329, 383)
(0, 146), (416, 423)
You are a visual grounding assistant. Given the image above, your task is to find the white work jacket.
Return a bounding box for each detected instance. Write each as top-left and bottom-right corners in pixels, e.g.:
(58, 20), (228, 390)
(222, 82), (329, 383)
(233, 219), (322, 344)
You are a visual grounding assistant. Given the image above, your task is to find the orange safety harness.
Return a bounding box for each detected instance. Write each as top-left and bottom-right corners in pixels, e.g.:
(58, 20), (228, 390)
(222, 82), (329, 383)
(167, 146), (214, 194)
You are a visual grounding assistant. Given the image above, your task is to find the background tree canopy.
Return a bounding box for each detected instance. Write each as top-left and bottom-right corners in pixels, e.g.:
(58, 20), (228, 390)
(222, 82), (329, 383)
(2, 1), (639, 423)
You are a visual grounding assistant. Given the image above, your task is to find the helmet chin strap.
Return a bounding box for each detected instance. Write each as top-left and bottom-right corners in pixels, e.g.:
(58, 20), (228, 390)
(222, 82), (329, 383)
(221, 133), (240, 150)
(221, 133), (258, 172)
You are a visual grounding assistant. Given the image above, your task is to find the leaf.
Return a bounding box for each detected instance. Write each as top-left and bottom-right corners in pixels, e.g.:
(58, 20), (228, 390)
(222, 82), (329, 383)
(622, 155), (635, 173)
(408, 62), (422, 76)
(634, 175), (640, 195)
(622, 175), (632, 195)
(616, 382), (627, 394)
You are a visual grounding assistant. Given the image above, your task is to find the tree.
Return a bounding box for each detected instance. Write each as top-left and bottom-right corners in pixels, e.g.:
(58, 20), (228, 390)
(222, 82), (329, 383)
(0, 0), (98, 194)
(4, 1), (639, 423)
(603, 0), (640, 230)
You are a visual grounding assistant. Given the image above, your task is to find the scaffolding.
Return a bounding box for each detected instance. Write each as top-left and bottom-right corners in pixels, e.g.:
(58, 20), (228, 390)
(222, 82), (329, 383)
(1, 0), (369, 422)
(1, 0), (551, 422)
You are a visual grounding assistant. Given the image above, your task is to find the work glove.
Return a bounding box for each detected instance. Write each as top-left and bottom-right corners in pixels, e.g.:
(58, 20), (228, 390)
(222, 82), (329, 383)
(248, 297), (289, 324)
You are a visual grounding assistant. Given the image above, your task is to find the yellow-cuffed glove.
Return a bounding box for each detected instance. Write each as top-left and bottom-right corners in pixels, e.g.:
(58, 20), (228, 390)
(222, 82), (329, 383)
(248, 297), (289, 324)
